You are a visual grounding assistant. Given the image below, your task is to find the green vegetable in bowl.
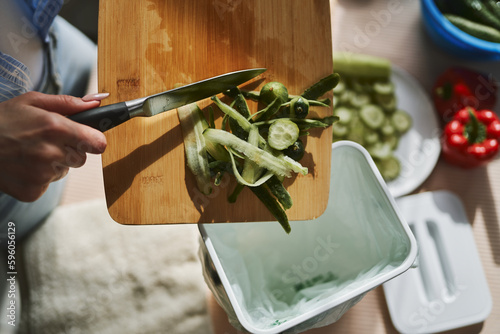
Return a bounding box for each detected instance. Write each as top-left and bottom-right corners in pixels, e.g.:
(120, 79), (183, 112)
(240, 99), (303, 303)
(444, 14), (500, 43)
(435, 0), (500, 43)
(436, 0), (500, 31)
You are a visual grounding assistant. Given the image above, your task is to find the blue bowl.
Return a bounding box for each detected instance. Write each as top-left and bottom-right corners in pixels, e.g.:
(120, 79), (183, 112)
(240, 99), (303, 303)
(421, 0), (500, 60)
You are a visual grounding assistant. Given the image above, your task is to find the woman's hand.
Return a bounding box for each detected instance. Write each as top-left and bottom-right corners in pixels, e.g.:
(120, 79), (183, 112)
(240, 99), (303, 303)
(0, 91), (108, 202)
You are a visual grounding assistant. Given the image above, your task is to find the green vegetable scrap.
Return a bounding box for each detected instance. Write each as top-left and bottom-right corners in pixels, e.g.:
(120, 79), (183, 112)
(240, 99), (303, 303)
(177, 103), (213, 195)
(178, 74), (339, 233)
(294, 271), (338, 292)
(332, 52), (412, 181)
(272, 319), (287, 326)
(289, 96), (310, 119)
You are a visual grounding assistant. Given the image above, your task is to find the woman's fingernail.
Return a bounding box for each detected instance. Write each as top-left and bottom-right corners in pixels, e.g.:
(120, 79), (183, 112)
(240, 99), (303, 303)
(82, 92), (110, 102)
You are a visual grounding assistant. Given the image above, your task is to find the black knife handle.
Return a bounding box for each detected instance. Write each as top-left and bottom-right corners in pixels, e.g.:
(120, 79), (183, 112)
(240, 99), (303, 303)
(68, 102), (131, 132)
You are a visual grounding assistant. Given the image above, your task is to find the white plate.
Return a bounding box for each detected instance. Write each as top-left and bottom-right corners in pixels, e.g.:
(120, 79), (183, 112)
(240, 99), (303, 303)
(387, 66), (441, 198)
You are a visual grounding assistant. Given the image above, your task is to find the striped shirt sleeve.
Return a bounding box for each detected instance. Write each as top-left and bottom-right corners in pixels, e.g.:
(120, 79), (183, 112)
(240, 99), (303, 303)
(0, 52), (33, 102)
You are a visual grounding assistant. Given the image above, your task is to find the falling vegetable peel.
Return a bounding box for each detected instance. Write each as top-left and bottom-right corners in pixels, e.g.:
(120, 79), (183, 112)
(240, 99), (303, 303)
(178, 74), (339, 233)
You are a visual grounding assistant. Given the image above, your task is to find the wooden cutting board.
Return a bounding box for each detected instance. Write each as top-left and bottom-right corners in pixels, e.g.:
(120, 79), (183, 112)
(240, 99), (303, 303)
(98, 0), (334, 224)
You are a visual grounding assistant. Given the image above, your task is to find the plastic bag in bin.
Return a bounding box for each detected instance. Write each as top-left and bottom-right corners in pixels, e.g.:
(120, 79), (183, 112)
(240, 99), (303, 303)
(198, 142), (418, 333)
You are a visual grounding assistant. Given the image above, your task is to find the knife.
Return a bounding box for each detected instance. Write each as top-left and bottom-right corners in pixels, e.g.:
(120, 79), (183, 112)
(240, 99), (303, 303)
(69, 68), (266, 132)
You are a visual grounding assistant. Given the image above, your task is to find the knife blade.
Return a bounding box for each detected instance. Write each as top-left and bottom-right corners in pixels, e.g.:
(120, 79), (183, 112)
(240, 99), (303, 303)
(69, 68), (266, 132)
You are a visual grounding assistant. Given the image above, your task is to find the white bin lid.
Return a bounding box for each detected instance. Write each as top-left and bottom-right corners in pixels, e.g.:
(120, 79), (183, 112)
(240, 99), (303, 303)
(383, 190), (492, 334)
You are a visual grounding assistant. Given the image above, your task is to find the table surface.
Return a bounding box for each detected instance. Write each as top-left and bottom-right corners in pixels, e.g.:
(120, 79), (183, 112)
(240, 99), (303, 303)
(61, 1), (500, 333)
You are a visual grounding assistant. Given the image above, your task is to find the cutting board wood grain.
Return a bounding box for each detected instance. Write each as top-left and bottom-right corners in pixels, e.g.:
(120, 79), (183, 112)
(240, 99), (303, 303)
(98, 0), (334, 224)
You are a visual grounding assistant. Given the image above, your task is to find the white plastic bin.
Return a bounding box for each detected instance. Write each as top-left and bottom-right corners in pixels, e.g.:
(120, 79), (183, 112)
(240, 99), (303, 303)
(199, 141), (418, 333)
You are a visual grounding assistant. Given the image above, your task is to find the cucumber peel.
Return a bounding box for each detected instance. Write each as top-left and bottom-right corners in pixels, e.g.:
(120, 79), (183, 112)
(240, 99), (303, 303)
(301, 73), (341, 100)
(250, 186), (291, 234)
(177, 103), (213, 195)
(228, 150), (274, 187)
(203, 128), (308, 178)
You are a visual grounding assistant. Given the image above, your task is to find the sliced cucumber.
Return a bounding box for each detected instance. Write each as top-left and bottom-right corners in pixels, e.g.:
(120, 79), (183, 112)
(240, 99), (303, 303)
(384, 135), (399, 150)
(380, 119), (395, 136)
(332, 95), (339, 108)
(350, 79), (372, 93)
(363, 128), (380, 145)
(334, 106), (354, 125)
(373, 81), (394, 96)
(367, 142), (392, 160)
(331, 53), (413, 182)
(268, 119), (300, 150)
(339, 89), (355, 106)
(331, 122), (349, 138)
(377, 156), (400, 181)
(376, 95), (397, 113)
(333, 79), (345, 95)
(351, 92), (371, 108)
(392, 110), (412, 134)
(360, 104), (385, 129)
(346, 115), (366, 145)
